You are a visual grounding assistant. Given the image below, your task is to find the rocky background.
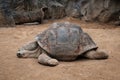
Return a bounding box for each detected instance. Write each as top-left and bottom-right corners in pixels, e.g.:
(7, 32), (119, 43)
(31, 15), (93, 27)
(0, 0), (120, 27)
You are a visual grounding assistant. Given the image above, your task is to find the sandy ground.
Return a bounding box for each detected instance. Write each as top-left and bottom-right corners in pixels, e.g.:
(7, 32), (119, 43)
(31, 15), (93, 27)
(0, 18), (120, 80)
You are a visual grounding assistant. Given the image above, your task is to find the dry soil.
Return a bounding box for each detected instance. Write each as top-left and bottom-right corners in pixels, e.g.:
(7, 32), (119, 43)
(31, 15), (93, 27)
(0, 18), (120, 80)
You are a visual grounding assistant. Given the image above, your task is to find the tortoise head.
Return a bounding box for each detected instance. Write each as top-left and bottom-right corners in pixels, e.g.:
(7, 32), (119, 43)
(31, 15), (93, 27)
(17, 41), (40, 58)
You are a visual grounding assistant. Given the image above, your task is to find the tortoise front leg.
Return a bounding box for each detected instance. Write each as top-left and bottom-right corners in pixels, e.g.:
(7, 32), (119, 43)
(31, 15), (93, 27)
(38, 52), (59, 66)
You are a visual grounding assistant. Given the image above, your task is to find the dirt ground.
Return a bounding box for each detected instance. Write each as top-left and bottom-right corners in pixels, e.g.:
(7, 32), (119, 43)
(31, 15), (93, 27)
(0, 18), (120, 80)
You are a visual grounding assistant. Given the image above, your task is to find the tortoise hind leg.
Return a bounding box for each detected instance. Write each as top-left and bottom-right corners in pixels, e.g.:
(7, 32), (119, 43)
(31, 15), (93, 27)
(38, 52), (59, 66)
(83, 50), (109, 59)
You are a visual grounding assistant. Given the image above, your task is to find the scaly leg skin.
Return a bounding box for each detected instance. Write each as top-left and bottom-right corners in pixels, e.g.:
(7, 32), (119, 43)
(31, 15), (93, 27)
(38, 52), (59, 66)
(84, 50), (109, 59)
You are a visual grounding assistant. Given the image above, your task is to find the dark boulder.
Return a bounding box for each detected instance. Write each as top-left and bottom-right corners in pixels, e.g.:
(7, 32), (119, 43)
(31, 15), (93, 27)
(0, 0), (15, 27)
(12, 8), (45, 24)
(79, 0), (120, 24)
(0, 0), (120, 26)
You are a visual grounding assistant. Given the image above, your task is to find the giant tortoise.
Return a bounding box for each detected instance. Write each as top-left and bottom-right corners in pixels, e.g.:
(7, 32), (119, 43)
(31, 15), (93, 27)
(17, 22), (108, 66)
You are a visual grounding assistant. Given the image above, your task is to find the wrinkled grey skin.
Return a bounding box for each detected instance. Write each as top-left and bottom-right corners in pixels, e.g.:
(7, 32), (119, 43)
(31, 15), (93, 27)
(17, 22), (108, 66)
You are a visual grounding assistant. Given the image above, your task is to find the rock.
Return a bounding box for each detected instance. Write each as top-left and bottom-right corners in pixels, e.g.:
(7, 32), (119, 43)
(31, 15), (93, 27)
(11, 0), (39, 11)
(0, 0), (15, 27)
(113, 21), (120, 26)
(38, 0), (66, 19)
(65, 0), (81, 18)
(80, 0), (120, 23)
(0, 0), (120, 26)
(12, 7), (46, 24)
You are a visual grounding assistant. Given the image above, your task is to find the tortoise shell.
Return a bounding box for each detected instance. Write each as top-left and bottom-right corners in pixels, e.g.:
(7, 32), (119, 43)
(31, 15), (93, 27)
(35, 22), (97, 60)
